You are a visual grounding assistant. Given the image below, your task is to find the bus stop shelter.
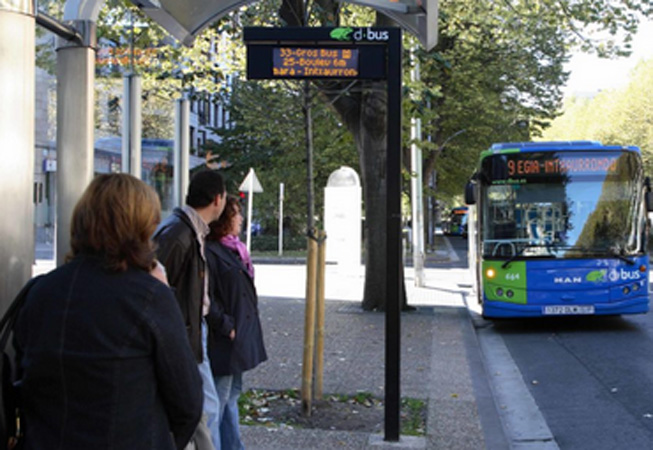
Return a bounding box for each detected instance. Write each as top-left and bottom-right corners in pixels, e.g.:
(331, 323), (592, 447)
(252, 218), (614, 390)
(0, 0), (435, 306)
(1, 0), (436, 441)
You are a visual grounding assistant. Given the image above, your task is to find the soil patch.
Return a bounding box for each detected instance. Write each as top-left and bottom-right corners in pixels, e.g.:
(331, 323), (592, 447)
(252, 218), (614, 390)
(239, 389), (426, 435)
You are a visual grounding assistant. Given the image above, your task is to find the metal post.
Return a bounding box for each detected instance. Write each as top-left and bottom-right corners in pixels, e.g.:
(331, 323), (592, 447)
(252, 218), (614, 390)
(278, 182), (284, 256)
(122, 73), (142, 178)
(385, 28), (402, 442)
(410, 116), (425, 286)
(55, 20), (97, 267)
(427, 172), (435, 249)
(174, 97), (190, 207)
(0, 4), (35, 308)
(246, 169), (254, 253)
(410, 48), (424, 286)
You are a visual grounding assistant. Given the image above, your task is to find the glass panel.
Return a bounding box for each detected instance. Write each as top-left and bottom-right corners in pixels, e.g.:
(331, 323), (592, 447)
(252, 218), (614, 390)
(142, 140), (175, 216)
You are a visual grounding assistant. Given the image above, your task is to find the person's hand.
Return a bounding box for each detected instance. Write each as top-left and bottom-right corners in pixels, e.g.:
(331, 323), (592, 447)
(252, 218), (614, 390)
(229, 329), (236, 341)
(150, 260), (169, 286)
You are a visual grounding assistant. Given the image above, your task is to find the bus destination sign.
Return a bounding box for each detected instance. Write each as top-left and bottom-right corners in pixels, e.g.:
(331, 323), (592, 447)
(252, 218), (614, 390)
(272, 47), (359, 78)
(483, 152), (630, 184)
(507, 155), (619, 177)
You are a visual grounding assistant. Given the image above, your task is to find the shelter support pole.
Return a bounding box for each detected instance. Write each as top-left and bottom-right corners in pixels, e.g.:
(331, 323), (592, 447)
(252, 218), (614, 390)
(55, 21), (96, 267)
(173, 98), (190, 207)
(0, 4), (35, 309)
(122, 73), (142, 178)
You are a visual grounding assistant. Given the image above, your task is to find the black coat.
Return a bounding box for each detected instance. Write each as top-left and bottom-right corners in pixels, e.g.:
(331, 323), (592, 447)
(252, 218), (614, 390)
(206, 241), (267, 376)
(14, 255), (203, 450)
(154, 208), (205, 361)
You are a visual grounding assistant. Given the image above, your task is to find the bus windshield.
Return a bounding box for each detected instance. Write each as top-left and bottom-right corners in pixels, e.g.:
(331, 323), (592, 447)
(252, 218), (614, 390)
(479, 150), (646, 259)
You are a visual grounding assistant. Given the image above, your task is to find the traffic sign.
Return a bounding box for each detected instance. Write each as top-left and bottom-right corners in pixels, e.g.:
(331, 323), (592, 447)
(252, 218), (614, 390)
(239, 168), (263, 193)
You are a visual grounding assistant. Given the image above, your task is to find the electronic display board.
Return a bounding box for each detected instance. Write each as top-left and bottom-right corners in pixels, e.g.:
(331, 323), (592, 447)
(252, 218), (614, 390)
(247, 44), (386, 80)
(481, 151), (636, 183)
(506, 155), (619, 177)
(272, 47), (359, 78)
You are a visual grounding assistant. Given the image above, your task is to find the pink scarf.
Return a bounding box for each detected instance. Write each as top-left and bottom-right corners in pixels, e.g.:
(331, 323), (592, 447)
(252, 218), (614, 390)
(220, 234), (254, 279)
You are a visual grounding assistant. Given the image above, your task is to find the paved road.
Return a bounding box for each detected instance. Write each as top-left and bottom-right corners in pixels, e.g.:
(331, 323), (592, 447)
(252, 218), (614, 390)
(448, 234), (653, 449)
(493, 314), (653, 449)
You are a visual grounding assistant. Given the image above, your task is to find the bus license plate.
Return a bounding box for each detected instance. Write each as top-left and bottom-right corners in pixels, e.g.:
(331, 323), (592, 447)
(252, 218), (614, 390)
(543, 305), (595, 315)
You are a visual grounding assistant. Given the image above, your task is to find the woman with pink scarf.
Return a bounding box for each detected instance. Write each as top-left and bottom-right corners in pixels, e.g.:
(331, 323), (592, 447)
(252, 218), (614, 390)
(205, 195), (267, 450)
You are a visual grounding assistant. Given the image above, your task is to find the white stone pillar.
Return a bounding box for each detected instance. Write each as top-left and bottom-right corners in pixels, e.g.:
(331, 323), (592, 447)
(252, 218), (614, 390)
(0, 3), (36, 306)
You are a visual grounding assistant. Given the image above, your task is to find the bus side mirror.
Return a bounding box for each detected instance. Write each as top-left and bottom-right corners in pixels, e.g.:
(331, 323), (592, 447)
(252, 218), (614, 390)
(465, 182), (476, 205)
(646, 191), (653, 212)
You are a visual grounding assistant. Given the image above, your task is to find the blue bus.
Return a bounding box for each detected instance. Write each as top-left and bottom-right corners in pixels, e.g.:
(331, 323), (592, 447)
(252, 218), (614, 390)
(445, 206), (468, 236)
(465, 141), (653, 318)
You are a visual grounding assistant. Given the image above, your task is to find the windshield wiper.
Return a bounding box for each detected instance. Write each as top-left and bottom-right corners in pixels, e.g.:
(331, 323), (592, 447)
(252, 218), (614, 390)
(555, 246), (636, 265)
(608, 248), (636, 266)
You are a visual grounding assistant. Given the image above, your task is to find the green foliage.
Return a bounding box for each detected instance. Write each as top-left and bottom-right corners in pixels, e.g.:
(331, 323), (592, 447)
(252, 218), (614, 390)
(542, 57), (653, 176)
(409, 0), (568, 202)
(403, 0), (651, 205)
(401, 397), (427, 436)
(90, 0), (249, 142)
(35, 0), (652, 251)
(208, 79), (359, 235)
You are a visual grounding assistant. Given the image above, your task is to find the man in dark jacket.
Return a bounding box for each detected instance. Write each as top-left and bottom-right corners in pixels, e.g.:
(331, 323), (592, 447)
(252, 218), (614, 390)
(154, 170), (227, 449)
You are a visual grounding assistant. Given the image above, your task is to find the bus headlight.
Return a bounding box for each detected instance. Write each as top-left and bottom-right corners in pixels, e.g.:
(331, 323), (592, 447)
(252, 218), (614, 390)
(623, 286), (631, 295)
(506, 290), (514, 298)
(496, 288), (504, 296)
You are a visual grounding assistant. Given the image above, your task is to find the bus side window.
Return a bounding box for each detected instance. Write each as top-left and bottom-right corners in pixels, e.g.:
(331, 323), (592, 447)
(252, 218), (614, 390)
(494, 222), (516, 239)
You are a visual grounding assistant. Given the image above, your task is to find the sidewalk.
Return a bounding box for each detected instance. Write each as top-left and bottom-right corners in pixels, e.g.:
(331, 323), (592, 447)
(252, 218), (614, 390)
(32, 237), (507, 449)
(241, 258), (505, 449)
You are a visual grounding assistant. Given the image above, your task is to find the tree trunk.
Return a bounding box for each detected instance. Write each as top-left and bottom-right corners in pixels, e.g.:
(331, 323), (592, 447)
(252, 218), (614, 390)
(358, 87), (390, 311)
(324, 80), (390, 311)
(281, 3), (402, 311)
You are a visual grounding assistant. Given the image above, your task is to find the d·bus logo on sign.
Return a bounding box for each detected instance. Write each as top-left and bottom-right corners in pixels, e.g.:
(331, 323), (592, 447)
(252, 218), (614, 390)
(330, 27), (390, 43)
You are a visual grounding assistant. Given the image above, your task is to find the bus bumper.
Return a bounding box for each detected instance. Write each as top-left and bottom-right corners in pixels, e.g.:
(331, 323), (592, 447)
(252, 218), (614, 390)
(482, 295), (650, 318)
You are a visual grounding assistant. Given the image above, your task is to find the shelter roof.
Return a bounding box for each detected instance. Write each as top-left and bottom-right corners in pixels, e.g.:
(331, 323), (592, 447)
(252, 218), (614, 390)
(133, 0), (256, 46)
(132, 0), (436, 50)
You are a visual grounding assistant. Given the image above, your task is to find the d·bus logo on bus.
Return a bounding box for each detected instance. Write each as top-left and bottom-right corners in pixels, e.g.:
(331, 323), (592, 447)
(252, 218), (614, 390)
(608, 268), (642, 282)
(555, 268), (641, 285)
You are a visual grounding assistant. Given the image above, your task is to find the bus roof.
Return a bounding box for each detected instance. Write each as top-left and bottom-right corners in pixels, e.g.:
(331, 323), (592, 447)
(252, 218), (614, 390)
(488, 141), (640, 153)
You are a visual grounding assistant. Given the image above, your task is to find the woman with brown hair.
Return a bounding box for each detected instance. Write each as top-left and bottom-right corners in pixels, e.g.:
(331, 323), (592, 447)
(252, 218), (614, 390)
(206, 195), (267, 450)
(14, 173), (202, 450)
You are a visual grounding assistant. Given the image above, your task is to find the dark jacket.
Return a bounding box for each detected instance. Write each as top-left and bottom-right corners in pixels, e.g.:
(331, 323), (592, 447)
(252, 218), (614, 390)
(14, 255), (203, 450)
(206, 241), (267, 376)
(154, 208), (205, 361)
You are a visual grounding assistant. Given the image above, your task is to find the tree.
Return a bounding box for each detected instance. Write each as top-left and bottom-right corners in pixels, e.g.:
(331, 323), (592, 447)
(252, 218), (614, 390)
(207, 77), (358, 236)
(266, 0), (651, 310)
(542, 57), (653, 175)
(42, 0), (650, 310)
